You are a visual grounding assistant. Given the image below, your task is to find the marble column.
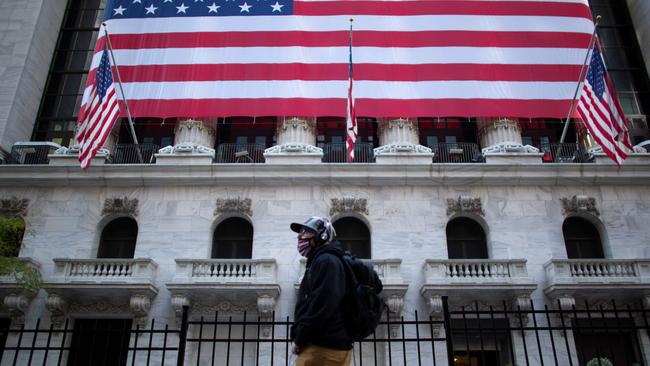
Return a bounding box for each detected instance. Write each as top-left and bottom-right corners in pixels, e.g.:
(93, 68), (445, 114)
(627, 0), (650, 75)
(156, 118), (216, 164)
(373, 118), (432, 164)
(263, 116), (323, 164)
(478, 118), (539, 152)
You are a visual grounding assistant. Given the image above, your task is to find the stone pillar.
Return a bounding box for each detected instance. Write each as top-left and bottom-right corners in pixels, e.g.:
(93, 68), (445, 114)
(373, 118), (432, 164)
(627, 0), (650, 76)
(155, 118), (216, 165)
(263, 116), (323, 164)
(478, 118), (541, 163)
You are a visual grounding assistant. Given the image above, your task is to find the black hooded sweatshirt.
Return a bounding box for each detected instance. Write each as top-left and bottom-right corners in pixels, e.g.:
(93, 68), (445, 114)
(291, 240), (353, 350)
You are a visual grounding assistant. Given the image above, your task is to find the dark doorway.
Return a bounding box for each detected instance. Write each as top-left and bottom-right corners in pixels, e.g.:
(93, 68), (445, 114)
(212, 217), (253, 259)
(573, 318), (642, 365)
(563, 217), (605, 258)
(446, 218), (488, 259)
(332, 217), (371, 258)
(67, 318), (132, 366)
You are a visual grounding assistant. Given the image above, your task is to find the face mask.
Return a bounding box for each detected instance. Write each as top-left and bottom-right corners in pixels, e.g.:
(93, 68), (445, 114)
(297, 238), (312, 257)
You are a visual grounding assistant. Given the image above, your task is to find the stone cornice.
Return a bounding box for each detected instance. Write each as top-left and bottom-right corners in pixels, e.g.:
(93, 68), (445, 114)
(0, 163), (649, 187)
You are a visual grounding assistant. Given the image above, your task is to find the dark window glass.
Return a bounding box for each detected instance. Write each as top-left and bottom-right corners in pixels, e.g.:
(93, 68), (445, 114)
(418, 117), (478, 147)
(67, 318), (132, 366)
(563, 217), (604, 258)
(32, 0), (105, 147)
(212, 218), (253, 259)
(333, 217), (371, 259)
(573, 318), (642, 365)
(446, 217), (488, 259)
(451, 319), (513, 366)
(97, 217), (138, 258)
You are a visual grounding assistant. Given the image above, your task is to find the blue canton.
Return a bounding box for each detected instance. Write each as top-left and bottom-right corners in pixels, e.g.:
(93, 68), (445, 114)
(586, 46), (606, 99)
(105, 0), (293, 19)
(96, 47), (114, 101)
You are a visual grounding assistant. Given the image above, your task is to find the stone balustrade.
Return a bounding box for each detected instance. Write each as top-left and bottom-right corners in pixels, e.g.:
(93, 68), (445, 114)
(297, 258), (404, 284)
(424, 259), (530, 283)
(52, 258), (158, 284)
(173, 259), (277, 283)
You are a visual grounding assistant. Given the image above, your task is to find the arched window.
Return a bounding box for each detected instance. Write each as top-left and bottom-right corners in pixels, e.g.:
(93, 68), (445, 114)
(332, 217), (371, 259)
(446, 217), (488, 259)
(212, 217), (253, 259)
(563, 217), (604, 258)
(97, 217), (138, 258)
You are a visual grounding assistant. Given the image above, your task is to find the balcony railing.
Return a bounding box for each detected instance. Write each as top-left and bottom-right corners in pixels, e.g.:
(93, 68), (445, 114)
(423, 259), (530, 283)
(321, 143), (375, 163)
(545, 259), (650, 283)
(215, 143), (266, 163)
(173, 259), (277, 284)
(429, 143), (483, 163)
(541, 143), (593, 163)
(52, 258), (158, 284)
(7, 142), (62, 165)
(109, 143), (159, 164)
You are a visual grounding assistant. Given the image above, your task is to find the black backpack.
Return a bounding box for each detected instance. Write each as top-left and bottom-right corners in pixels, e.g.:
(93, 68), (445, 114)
(337, 253), (385, 341)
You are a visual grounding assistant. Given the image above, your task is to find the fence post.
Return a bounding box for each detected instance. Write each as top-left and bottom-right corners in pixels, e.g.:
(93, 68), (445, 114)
(177, 305), (189, 366)
(442, 296), (454, 366)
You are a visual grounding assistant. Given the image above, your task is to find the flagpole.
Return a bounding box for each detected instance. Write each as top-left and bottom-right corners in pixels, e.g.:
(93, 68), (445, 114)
(559, 15), (601, 144)
(102, 22), (143, 163)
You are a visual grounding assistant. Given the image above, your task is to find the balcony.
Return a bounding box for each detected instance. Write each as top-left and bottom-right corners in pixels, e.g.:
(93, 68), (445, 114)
(544, 259), (650, 301)
(166, 259), (281, 307)
(6, 142), (61, 165)
(45, 258), (159, 304)
(108, 143), (159, 164)
(322, 143), (376, 163)
(429, 143), (484, 163)
(420, 259), (536, 303)
(215, 143), (266, 163)
(541, 143), (593, 163)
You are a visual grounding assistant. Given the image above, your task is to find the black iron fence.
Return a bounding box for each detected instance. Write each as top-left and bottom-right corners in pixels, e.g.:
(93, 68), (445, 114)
(215, 143), (266, 163)
(429, 143), (484, 163)
(321, 143), (376, 163)
(541, 143), (593, 163)
(109, 143), (159, 164)
(6, 143), (61, 165)
(2, 298), (649, 365)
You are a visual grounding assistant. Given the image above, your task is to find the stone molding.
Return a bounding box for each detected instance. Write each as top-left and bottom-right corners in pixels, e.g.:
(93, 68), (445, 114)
(102, 197), (139, 217)
(482, 143), (539, 154)
(130, 294), (152, 326)
(0, 197), (28, 217)
(45, 294), (69, 328)
(4, 294), (29, 325)
(157, 144), (216, 156)
(214, 197), (252, 217)
(329, 198), (368, 217)
(264, 143), (323, 155)
(446, 196), (485, 217)
(560, 195), (599, 216)
(373, 143), (432, 155)
(278, 117), (316, 137)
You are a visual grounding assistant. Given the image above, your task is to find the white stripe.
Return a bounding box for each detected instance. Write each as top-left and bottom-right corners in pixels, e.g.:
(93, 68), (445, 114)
(90, 46), (588, 70)
(108, 80), (577, 100)
(102, 15), (593, 35)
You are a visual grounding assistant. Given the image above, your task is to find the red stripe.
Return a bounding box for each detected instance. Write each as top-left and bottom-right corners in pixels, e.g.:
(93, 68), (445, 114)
(89, 64), (582, 83)
(121, 98), (576, 118)
(294, 1), (591, 18)
(96, 31), (590, 50)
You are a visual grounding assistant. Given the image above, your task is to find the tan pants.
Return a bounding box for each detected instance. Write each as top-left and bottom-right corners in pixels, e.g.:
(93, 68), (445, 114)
(295, 344), (352, 366)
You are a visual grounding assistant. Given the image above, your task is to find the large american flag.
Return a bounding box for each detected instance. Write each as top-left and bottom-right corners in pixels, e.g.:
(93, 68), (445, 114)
(85, 0), (595, 118)
(576, 45), (632, 166)
(77, 45), (120, 169)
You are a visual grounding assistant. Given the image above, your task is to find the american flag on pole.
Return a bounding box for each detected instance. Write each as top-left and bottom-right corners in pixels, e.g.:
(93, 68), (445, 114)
(87, 0), (596, 118)
(576, 45), (632, 166)
(346, 22), (357, 163)
(77, 45), (120, 169)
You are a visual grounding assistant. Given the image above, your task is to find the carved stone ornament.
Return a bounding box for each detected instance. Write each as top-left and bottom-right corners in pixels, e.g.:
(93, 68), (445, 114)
(130, 294), (152, 327)
(329, 198), (368, 217)
(560, 195), (599, 217)
(68, 301), (130, 314)
(189, 301), (257, 318)
(446, 196), (485, 217)
(215, 197), (252, 217)
(257, 295), (277, 338)
(102, 197), (139, 217)
(4, 294), (29, 325)
(264, 143), (323, 154)
(45, 294), (69, 328)
(0, 197), (29, 217)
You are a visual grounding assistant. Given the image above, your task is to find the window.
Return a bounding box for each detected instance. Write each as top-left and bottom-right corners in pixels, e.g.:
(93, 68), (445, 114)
(212, 218), (253, 259)
(67, 318), (132, 366)
(573, 318), (642, 365)
(562, 217), (605, 258)
(332, 217), (371, 259)
(451, 319), (513, 366)
(97, 217), (138, 258)
(418, 118), (478, 147)
(446, 218), (488, 259)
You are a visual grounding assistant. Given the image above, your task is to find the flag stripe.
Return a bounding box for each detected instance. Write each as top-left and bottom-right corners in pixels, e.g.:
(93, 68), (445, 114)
(293, 0), (592, 17)
(96, 30), (592, 49)
(121, 98), (577, 118)
(88, 63), (583, 83)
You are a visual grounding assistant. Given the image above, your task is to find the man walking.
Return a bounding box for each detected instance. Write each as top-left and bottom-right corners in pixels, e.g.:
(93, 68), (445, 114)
(290, 216), (353, 366)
